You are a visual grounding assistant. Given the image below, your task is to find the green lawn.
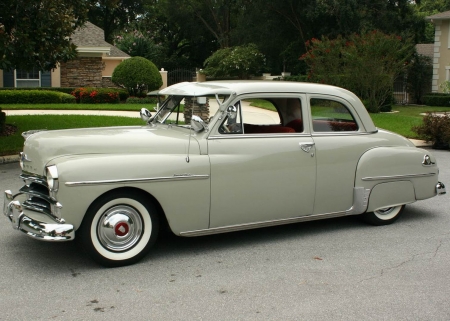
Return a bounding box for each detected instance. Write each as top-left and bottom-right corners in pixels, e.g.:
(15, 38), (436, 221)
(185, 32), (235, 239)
(1, 115), (144, 156)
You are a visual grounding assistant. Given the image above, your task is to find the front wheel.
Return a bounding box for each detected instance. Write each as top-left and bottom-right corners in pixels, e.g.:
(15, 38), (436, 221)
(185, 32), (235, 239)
(78, 190), (159, 267)
(361, 205), (405, 226)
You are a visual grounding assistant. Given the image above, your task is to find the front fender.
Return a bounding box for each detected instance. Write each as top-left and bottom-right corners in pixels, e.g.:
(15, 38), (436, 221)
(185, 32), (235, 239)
(47, 154), (211, 233)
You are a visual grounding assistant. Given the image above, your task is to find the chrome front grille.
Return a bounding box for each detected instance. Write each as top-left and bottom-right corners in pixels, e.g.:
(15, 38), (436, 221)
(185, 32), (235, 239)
(19, 173), (62, 221)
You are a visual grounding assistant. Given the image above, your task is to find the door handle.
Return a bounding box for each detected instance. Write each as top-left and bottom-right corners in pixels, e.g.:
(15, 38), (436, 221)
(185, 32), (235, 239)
(299, 142), (315, 153)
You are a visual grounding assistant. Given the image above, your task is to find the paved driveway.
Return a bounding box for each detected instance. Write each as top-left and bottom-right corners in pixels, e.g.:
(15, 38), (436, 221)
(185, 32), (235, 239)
(0, 150), (449, 320)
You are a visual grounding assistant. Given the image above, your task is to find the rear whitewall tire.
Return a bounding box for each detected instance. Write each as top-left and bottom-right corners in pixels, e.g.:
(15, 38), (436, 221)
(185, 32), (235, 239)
(362, 205), (405, 226)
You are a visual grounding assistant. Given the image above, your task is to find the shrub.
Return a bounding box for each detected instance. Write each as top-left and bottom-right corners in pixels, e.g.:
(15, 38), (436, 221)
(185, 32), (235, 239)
(118, 89), (130, 101)
(71, 88), (120, 104)
(301, 31), (413, 113)
(203, 43), (265, 79)
(112, 56), (162, 96)
(126, 96), (158, 104)
(423, 93), (450, 107)
(0, 87), (76, 94)
(412, 113), (450, 149)
(0, 90), (73, 103)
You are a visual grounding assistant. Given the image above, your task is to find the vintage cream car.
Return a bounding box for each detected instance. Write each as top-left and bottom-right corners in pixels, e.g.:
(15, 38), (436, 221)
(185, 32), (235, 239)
(3, 81), (446, 267)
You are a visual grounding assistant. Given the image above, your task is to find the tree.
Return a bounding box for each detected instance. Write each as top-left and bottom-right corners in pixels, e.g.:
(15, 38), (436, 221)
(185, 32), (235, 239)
(302, 31), (414, 113)
(203, 44), (265, 79)
(0, 0), (89, 71)
(112, 57), (162, 96)
(407, 52), (433, 104)
(87, 0), (149, 43)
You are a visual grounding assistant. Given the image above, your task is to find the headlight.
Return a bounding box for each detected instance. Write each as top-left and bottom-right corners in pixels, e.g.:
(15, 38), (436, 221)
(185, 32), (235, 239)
(46, 165), (59, 192)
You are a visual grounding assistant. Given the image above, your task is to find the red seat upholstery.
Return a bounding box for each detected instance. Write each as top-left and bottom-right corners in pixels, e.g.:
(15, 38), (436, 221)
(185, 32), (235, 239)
(285, 119), (303, 132)
(244, 124), (295, 134)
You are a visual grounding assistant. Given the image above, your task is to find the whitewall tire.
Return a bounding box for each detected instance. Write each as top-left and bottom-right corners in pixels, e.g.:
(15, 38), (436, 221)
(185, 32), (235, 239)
(79, 190), (159, 267)
(362, 205), (405, 226)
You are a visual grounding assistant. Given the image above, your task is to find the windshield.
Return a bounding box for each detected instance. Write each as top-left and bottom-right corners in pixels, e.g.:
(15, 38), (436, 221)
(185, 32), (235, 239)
(151, 94), (230, 126)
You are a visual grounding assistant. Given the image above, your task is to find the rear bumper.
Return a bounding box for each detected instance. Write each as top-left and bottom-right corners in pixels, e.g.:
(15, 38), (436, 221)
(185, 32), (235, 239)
(436, 182), (446, 195)
(3, 190), (74, 241)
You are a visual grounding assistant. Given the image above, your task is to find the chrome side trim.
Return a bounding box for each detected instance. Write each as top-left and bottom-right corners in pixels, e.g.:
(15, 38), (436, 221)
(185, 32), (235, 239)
(311, 131), (378, 137)
(66, 174), (210, 187)
(208, 134), (310, 140)
(180, 211), (348, 237)
(362, 173), (436, 181)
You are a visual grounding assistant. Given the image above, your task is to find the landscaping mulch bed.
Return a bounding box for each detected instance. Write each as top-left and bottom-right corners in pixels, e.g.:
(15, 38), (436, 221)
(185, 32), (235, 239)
(0, 124), (17, 137)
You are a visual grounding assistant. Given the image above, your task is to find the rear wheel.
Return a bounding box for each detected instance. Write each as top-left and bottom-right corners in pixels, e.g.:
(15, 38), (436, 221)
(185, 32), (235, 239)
(78, 190), (159, 267)
(361, 205), (405, 226)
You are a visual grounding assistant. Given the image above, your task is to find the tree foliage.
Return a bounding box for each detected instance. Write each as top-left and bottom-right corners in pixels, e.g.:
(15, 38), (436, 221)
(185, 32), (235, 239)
(301, 31), (414, 113)
(203, 44), (265, 79)
(0, 0), (88, 71)
(112, 57), (162, 96)
(87, 0), (148, 43)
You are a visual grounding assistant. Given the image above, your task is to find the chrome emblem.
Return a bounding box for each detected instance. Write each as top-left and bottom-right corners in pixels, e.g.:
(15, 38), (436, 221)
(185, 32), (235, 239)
(114, 222), (129, 237)
(422, 155), (435, 166)
(20, 152), (32, 163)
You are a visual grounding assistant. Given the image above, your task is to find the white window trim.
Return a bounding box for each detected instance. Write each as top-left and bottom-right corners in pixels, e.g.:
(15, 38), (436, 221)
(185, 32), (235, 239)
(14, 69), (41, 87)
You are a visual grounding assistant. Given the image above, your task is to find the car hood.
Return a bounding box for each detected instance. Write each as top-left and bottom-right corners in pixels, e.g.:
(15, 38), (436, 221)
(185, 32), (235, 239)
(21, 125), (199, 175)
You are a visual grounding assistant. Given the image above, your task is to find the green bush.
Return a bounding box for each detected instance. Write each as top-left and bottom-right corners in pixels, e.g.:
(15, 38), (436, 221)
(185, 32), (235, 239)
(203, 43), (265, 80)
(71, 88), (120, 104)
(118, 89), (130, 101)
(412, 113), (450, 149)
(126, 97), (158, 104)
(112, 57), (162, 96)
(0, 90), (74, 104)
(0, 87), (76, 94)
(423, 94), (450, 107)
(281, 75), (309, 82)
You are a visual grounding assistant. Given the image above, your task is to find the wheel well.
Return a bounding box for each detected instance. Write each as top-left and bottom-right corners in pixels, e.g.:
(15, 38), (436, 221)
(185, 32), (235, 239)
(83, 187), (171, 234)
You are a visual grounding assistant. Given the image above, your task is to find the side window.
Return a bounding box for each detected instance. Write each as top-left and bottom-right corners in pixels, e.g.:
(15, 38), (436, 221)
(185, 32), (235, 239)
(310, 98), (358, 132)
(219, 98), (303, 135)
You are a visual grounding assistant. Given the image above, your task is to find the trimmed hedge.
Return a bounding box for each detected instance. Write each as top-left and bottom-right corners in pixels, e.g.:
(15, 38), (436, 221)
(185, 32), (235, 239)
(71, 87), (120, 104)
(423, 93), (450, 107)
(0, 90), (75, 104)
(126, 96), (158, 104)
(0, 87), (76, 94)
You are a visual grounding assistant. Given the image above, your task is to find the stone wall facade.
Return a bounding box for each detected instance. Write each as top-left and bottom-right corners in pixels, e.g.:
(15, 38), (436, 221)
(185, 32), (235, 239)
(101, 76), (121, 88)
(60, 57), (103, 87)
(183, 97), (210, 124)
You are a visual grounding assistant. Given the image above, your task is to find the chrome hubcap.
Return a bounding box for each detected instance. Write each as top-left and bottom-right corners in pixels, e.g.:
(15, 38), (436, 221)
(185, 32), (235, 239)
(97, 205), (143, 252)
(375, 207), (394, 215)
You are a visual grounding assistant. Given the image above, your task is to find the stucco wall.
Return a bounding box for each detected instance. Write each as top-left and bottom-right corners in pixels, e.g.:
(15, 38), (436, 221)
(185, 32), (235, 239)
(60, 57), (103, 87)
(103, 59), (123, 77)
(433, 20), (450, 92)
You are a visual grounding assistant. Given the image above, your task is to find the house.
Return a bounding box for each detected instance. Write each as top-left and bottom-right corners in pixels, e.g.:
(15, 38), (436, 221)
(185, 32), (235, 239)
(0, 22), (130, 88)
(426, 10), (450, 92)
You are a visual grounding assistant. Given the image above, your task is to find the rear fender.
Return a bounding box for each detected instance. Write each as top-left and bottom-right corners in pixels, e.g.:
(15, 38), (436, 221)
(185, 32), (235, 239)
(355, 147), (439, 212)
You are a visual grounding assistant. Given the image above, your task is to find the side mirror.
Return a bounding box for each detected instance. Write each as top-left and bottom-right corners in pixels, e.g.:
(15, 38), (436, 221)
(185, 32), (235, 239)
(140, 108), (152, 122)
(227, 105), (238, 120)
(191, 115), (208, 132)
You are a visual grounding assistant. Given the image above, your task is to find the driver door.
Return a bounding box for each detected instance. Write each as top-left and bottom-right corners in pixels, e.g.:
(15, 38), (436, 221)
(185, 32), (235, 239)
(207, 96), (316, 228)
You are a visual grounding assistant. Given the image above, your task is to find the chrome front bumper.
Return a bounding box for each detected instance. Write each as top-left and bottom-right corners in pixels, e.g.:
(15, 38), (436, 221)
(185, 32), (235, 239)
(437, 182), (446, 195)
(3, 190), (74, 241)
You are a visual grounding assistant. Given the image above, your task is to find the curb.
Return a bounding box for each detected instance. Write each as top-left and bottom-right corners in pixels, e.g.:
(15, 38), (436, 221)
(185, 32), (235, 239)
(0, 154), (20, 164)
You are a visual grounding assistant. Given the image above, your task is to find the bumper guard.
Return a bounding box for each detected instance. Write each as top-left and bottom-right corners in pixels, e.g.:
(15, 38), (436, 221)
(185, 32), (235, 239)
(4, 190), (74, 241)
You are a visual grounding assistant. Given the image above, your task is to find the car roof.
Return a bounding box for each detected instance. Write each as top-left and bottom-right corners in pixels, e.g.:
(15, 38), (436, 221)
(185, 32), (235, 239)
(158, 80), (356, 98)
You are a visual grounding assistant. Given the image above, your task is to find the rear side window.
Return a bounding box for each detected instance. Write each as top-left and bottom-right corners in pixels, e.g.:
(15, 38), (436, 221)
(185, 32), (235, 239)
(310, 98), (358, 132)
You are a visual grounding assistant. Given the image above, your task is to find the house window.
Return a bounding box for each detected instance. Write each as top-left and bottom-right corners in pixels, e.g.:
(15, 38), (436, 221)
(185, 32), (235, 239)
(15, 68), (40, 87)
